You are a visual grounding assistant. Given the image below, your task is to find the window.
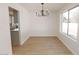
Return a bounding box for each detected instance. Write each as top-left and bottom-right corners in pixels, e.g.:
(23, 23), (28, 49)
(62, 11), (68, 34)
(68, 6), (79, 39)
(62, 6), (79, 39)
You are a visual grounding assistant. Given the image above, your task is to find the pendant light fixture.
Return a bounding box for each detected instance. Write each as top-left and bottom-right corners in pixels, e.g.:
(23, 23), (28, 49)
(36, 3), (49, 16)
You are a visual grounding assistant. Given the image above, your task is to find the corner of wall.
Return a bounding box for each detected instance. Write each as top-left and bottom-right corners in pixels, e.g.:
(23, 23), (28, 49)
(57, 33), (77, 55)
(20, 35), (30, 45)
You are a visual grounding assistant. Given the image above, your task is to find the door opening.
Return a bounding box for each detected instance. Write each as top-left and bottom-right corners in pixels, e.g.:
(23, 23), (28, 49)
(8, 7), (20, 54)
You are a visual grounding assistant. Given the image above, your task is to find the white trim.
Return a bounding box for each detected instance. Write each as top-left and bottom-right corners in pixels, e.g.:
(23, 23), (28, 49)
(30, 35), (57, 37)
(20, 36), (30, 45)
(57, 37), (74, 54)
(57, 33), (78, 55)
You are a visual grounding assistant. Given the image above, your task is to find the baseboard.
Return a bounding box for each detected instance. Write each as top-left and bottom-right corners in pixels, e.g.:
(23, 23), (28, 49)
(57, 36), (76, 55)
(30, 35), (57, 37)
(20, 36), (30, 45)
(20, 35), (57, 45)
(20, 35), (76, 54)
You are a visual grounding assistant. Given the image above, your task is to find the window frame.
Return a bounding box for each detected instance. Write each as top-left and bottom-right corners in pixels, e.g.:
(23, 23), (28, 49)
(62, 11), (69, 35)
(61, 5), (79, 40)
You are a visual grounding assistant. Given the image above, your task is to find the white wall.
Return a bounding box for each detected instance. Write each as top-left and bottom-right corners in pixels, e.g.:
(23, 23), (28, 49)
(0, 4), (12, 54)
(58, 4), (79, 54)
(2, 3), (78, 55)
(0, 3), (30, 54)
(30, 11), (59, 36)
(8, 4), (30, 45)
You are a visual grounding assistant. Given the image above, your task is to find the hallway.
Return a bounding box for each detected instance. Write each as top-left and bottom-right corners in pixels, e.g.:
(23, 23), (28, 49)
(13, 37), (72, 55)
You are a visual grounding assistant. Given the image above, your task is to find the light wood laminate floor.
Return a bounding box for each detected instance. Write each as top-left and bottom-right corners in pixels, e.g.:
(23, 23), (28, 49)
(13, 37), (72, 55)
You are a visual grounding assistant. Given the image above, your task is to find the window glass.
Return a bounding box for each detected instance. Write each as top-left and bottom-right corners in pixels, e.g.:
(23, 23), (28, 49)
(62, 11), (68, 34)
(68, 6), (79, 39)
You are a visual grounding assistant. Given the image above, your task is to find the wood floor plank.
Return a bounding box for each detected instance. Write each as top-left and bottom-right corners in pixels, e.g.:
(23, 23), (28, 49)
(12, 37), (72, 55)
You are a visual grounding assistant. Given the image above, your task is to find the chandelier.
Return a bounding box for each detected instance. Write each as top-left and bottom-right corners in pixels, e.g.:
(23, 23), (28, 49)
(36, 3), (49, 16)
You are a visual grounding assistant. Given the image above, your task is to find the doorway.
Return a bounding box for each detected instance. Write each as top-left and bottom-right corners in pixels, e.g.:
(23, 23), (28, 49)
(8, 7), (20, 52)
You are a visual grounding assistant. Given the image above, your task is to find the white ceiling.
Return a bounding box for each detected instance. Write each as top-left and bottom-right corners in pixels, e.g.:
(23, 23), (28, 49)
(20, 3), (67, 12)
(20, 3), (78, 12)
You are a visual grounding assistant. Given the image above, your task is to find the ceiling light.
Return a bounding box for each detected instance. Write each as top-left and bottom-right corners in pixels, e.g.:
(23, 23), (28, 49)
(36, 3), (49, 16)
